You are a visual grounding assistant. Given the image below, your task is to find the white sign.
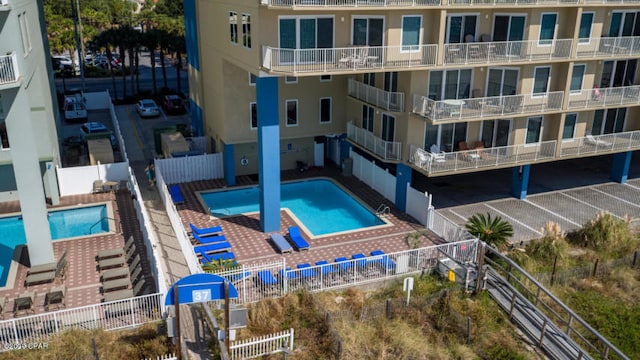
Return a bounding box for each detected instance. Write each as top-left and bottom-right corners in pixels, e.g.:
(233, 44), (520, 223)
(403, 277), (414, 305)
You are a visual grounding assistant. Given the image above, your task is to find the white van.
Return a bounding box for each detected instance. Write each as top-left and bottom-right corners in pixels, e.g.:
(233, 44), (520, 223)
(64, 94), (87, 122)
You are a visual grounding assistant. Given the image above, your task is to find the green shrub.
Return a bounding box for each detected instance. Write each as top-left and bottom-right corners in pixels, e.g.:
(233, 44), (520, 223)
(569, 212), (636, 255)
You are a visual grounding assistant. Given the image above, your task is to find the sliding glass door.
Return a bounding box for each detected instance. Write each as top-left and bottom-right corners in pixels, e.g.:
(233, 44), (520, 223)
(279, 17), (334, 63)
(493, 15), (525, 56)
(592, 109), (626, 135)
(486, 68), (519, 97)
(446, 15), (477, 43)
(428, 69), (473, 100)
(352, 17), (384, 46)
(600, 60), (637, 88)
(424, 122), (468, 153)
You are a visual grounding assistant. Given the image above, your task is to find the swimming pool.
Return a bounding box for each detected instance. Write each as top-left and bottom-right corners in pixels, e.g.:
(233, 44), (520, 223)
(199, 179), (385, 236)
(0, 204), (110, 287)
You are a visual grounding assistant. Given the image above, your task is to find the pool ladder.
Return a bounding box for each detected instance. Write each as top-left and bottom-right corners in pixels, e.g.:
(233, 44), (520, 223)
(376, 204), (390, 218)
(88, 217), (118, 234)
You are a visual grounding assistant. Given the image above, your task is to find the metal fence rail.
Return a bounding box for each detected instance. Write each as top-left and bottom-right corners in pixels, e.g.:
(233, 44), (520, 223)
(347, 122), (402, 161)
(0, 293), (164, 347)
(0, 53), (18, 85)
(567, 84), (640, 110)
(576, 36), (640, 59)
(348, 78), (405, 112)
(559, 130), (640, 158)
(261, 0), (441, 6)
(229, 328), (294, 360)
(443, 39), (572, 65)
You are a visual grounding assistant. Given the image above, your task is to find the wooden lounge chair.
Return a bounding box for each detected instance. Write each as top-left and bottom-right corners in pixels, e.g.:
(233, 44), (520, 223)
(98, 244), (136, 271)
(189, 224), (223, 236)
(97, 236), (135, 261)
(44, 285), (66, 311)
(270, 233), (293, 254)
(102, 255), (141, 281)
(287, 226), (310, 251)
(103, 278), (146, 303)
(13, 292), (36, 316)
(169, 184), (185, 204)
(103, 266), (142, 293)
(28, 249), (67, 275)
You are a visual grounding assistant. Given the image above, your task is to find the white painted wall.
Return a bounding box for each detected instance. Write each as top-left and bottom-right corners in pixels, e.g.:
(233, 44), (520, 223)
(56, 162), (130, 196)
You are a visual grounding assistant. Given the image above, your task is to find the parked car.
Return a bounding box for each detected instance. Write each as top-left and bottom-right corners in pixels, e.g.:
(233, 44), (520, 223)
(162, 95), (186, 115)
(51, 56), (74, 77)
(79, 122), (117, 148)
(136, 99), (161, 118)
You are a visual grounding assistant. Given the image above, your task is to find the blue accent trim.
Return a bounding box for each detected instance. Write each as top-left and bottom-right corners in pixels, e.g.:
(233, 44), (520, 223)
(395, 163), (412, 212)
(183, 0), (200, 71)
(611, 151), (632, 184)
(189, 99), (203, 136)
(339, 134), (352, 161)
(256, 77), (280, 232)
(510, 165), (530, 200)
(223, 143), (236, 186)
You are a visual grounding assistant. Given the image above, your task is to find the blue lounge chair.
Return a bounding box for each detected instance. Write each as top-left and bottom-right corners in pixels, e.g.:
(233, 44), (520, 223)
(279, 268), (300, 280)
(169, 184), (185, 204)
(296, 263), (316, 278)
(315, 260), (338, 275)
(352, 253), (367, 268)
(370, 250), (396, 270)
(257, 270), (278, 286)
(193, 233), (227, 245)
(193, 241), (232, 255)
(334, 257), (352, 271)
(270, 233), (293, 254)
(226, 271), (251, 282)
(288, 226), (310, 251)
(189, 223), (223, 236)
(200, 251), (236, 265)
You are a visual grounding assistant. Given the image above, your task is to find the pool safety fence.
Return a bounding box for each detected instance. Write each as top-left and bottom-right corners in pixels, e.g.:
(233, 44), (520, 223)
(350, 149), (397, 203)
(0, 293), (164, 348)
(229, 328), (294, 360)
(154, 166), (203, 275)
(208, 241), (478, 304)
(154, 153), (224, 185)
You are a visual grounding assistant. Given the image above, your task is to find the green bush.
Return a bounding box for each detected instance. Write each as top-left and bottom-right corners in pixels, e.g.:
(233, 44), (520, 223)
(569, 212), (637, 255)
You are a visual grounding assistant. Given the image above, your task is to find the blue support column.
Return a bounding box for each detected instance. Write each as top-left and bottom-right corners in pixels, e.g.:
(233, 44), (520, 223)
(510, 165), (530, 200)
(256, 77), (281, 232)
(339, 134), (351, 161)
(223, 143), (235, 186)
(395, 163), (412, 212)
(189, 100), (203, 137)
(611, 151), (632, 183)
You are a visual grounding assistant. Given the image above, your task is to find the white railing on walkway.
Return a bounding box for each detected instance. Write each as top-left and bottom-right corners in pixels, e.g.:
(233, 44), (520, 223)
(155, 153), (223, 185)
(559, 130), (640, 158)
(0, 53), (18, 85)
(348, 78), (405, 112)
(446, 0), (579, 4)
(187, 136), (210, 154)
(429, 211), (476, 243)
(0, 293), (164, 346)
(576, 36), (640, 58)
(262, 45), (437, 74)
(347, 122), (402, 161)
(567, 85), (640, 110)
(409, 141), (556, 175)
(210, 240), (478, 304)
(261, 0), (440, 5)
(413, 92), (564, 122)
(141, 354), (177, 360)
(230, 328), (294, 360)
(154, 166), (203, 275)
(443, 39), (572, 65)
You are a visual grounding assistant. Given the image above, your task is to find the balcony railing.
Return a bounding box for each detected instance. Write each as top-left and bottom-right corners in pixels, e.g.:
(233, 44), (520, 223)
(262, 45), (437, 74)
(576, 36), (640, 58)
(0, 53), (19, 86)
(443, 39), (572, 65)
(559, 131), (640, 158)
(0, 0), (9, 8)
(409, 141), (556, 175)
(413, 92), (564, 122)
(447, 0), (579, 4)
(261, 0), (441, 6)
(567, 85), (640, 110)
(348, 79), (405, 112)
(347, 122), (402, 161)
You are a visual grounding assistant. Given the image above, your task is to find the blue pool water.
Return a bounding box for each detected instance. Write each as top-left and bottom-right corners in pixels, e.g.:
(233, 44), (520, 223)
(0, 205), (109, 287)
(200, 179), (384, 236)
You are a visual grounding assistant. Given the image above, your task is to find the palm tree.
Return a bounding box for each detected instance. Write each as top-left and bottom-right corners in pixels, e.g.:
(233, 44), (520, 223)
(140, 29), (160, 94)
(167, 32), (185, 95)
(465, 213), (513, 251)
(93, 29), (119, 100)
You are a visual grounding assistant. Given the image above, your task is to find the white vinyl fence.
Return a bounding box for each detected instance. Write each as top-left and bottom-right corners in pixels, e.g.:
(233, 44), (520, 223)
(141, 354), (177, 360)
(155, 153), (223, 185)
(230, 328), (294, 360)
(406, 184), (430, 226)
(0, 293), (164, 346)
(350, 150), (396, 203)
(56, 162), (130, 196)
(430, 211), (477, 243)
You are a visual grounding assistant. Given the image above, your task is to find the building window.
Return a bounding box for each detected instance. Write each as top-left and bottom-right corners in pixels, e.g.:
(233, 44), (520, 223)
(242, 13), (251, 48)
(279, 17), (334, 50)
(609, 12), (640, 37)
(362, 105), (374, 132)
(401, 15), (421, 52)
(532, 66), (550, 95)
(570, 64), (586, 93)
(428, 69), (472, 100)
(229, 11), (238, 44)
(525, 116), (543, 144)
(285, 76), (297, 84)
(250, 102), (257, 129)
(352, 17), (384, 46)
(539, 13), (557, 45)
(363, 73), (376, 86)
(381, 114), (395, 142)
(285, 99), (298, 126)
(563, 113), (577, 140)
(320, 75), (332, 82)
(319, 97), (331, 124)
(248, 73), (256, 86)
(578, 12), (594, 44)
(18, 12), (32, 55)
(446, 15), (477, 43)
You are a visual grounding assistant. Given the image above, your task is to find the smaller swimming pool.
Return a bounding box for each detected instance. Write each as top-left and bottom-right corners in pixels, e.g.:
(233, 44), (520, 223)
(199, 179), (385, 236)
(0, 204), (111, 287)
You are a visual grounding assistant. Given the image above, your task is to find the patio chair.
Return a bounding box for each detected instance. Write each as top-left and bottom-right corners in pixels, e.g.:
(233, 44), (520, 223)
(103, 278), (146, 303)
(44, 285), (67, 311)
(296, 263), (316, 278)
(288, 226), (310, 251)
(0, 296), (6, 319)
(351, 253), (367, 268)
(98, 244), (136, 271)
(97, 236), (135, 260)
(102, 254), (141, 281)
(169, 184), (185, 205)
(25, 251), (68, 287)
(225, 270), (251, 283)
(13, 292), (36, 316)
(334, 257), (353, 272)
(370, 250), (396, 271)
(28, 249), (67, 275)
(103, 265), (142, 293)
(585, 135), (612, 147)
(257, 270), (278, 286)
(270, 233), (293, 254)
(192, 233), (227, 245)
(189, 223), (223, 237)
(279, 268), (301, 281)
(429, 144), (446, 163)
(193, 241), (232, 255)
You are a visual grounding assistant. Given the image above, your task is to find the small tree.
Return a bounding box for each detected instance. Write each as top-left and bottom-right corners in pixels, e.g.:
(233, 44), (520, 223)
(465, 213), (513, 251)
(201, 258), (238, 273)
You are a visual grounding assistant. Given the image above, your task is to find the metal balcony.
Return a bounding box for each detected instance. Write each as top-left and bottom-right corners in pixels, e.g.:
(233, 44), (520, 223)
(567, 85), (640, 110)
(347, 122), (402, 161)
(559, 131), (640, 158)
(409, 141), (556, 176)
(348, 79), (405, 112)
(0, 53), (19, 88)
(576, 36), (640, 59)
(260, 0), (441, 6)
(443, 39), (572, 65)
(262, 45), (437, 75)
(446, 0), (578, 4)
(413, 92), (564, 122)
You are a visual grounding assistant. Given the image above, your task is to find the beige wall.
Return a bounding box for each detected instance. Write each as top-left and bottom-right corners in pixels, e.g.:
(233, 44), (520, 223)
(232, 137), (317, 176)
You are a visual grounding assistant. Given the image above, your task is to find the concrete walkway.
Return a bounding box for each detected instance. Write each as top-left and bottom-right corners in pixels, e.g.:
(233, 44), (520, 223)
(116, 105), (211, 359)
